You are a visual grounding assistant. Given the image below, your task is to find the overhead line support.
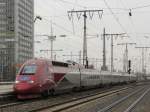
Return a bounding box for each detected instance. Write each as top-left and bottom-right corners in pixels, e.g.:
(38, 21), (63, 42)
(68, 9), (103, 68)
(117, 42), (136, 72)
(104, 33), (126, 72)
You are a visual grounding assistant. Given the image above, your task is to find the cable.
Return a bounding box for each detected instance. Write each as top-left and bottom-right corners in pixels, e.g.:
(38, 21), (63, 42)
(41, 17), (101, 60)
(119, 0), (138, 39)
(55, 0), (129, 11)
(53, 0), (150, 11)
(44, 18), (74, 34)
(35, 15), (99, 53)
(35, 1), (104, 61)
(35, 0), (150, 61)
(132, 4), (150, 10)
(40, 16), (99, 38)
(55, 0), (101, 27)
(103, 0), (129, 36)
(54, 0), (99, 35)
(56, 0), (86, 8)
(35, 0), (101, 35)
(71, 0), (78, 35)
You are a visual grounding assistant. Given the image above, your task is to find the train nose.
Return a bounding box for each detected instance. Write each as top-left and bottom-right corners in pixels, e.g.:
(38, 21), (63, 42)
(14, 80), (40, 94)
(14, 83), (31, 93)
(14, 74), (41, 94)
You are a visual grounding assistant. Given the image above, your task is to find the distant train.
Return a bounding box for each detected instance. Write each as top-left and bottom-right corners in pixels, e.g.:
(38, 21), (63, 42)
(13, 58), (137, 99)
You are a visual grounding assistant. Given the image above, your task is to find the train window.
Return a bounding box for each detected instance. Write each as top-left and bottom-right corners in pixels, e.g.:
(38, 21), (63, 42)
(52, 61), (68, 67)
(21, 65), (37, 75)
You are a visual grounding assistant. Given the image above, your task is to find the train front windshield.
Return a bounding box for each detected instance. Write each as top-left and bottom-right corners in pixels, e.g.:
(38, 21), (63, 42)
(21, 65), (37, 75)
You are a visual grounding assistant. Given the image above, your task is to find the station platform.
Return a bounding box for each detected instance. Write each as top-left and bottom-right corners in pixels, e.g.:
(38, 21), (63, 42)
(0, 84), (14, 95)
(0, 82), (14, 85)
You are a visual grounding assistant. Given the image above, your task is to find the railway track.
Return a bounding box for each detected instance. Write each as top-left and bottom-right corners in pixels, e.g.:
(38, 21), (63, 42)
(33, 83), (150, 112)
(97, 86), (149, 112)
(0, 82), (148, 112)
(35, 87), (132, 112)
(0, 93), (16, 105)
(124, 88), (150, 112)
(0, 94), (14, 99)
(0, 84), (135, 112)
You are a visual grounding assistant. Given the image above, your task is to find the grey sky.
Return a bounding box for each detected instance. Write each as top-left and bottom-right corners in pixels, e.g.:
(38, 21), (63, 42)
(34, 0), (150, 72)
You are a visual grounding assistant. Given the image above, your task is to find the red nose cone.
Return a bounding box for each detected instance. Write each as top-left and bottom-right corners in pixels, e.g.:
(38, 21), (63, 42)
(14, 83), (40, 94)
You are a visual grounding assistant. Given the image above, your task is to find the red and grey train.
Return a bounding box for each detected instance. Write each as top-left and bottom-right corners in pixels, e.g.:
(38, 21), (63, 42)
(13, 58), (136, 99)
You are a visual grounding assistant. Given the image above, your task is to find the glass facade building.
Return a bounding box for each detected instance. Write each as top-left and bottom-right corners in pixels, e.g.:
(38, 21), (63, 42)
(0, 0), (34, 81)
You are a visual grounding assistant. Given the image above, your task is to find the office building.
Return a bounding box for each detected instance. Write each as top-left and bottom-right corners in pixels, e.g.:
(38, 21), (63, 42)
(0, 0), (34, 81)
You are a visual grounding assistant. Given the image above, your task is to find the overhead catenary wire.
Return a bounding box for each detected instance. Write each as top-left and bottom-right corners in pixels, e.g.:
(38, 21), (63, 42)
(103, 0), (129, 37)
(67, 9), (103, 35)
(35, 0), (150, 61)
(36, 0), (150, 20)
(52, 0), (101, 35)
(35, 9), (150, 23)
(35, 16), (100, 58)
(36, 0), (127, 38)
(34, 1), (100, 60)
(116, 1), (150, 43)
(34, 16), (83, 55)
(132, 4), (150, 10)
(67, 9), (103, 66)
(35, 1), (150, 38)
(119, 0), (138, 40)
(71, 1), (77, 34)
(55, 0), (150, 11)
(43, 17), (74, 34)
(56, 0), (86, 8)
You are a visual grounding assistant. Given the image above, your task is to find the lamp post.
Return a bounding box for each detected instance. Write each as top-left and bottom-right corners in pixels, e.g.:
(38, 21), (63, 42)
(37, 34), (67, 60)
(25, 15), (42, 58)
(34, 16), (42, 23)
(33, 16), (42, 58)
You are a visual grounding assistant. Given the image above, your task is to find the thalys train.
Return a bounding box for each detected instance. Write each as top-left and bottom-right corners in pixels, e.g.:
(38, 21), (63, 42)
(13, 58), (137, 99)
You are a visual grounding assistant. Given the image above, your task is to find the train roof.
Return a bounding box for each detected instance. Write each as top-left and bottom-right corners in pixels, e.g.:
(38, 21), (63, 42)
(101, 71), (136, 76)
(23, 58), (88, 69)
(24, 58), (69, 67)
(24, 58), (48, 65)
(52, 61), (68, 67)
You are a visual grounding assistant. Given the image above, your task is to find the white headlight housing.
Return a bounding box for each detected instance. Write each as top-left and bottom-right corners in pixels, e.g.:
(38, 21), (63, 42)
(28, 80), (34, 84)
(15, 80), (20, 84)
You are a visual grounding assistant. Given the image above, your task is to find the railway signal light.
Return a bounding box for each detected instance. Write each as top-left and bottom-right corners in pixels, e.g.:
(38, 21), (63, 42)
(128, 60), (131, 74)
(128, 69), (131, 74)
(129, 9), (132, 16)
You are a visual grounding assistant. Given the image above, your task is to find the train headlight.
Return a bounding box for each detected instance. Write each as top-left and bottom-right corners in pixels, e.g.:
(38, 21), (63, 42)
(15, 80), (20, 84)
(28, 80), (34, 84)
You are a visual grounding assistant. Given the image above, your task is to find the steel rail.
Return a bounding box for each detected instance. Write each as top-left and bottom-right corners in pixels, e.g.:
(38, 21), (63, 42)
(0, 94), (14, 99)
(0, 97), (43, 111)
(123, 87), (150, 112)
(0, 102), (25, 109)
(0, 83), (140, 112)
(29, 87), (131, 112)
(98, 87), (144, 112)
(0, 82), (147, 112)
(0, 86), (130, 112)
